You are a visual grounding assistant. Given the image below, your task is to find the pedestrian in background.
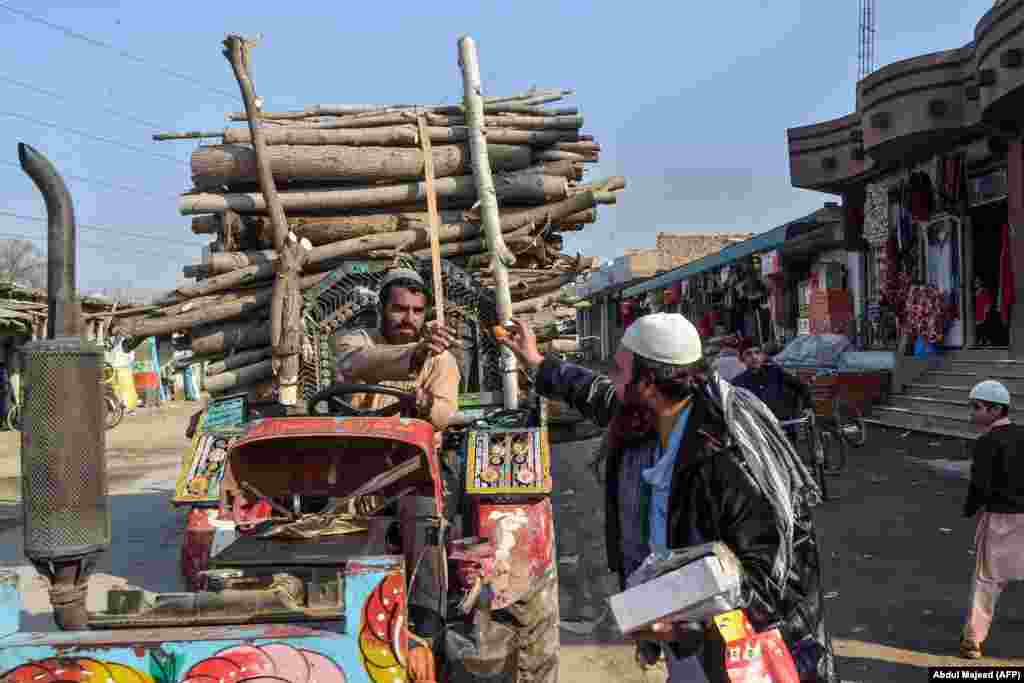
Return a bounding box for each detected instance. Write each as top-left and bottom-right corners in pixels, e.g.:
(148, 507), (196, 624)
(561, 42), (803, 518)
(960, 379), (1024, 659)
(712, 335), (746, 382)
(733, 342), (811, 422)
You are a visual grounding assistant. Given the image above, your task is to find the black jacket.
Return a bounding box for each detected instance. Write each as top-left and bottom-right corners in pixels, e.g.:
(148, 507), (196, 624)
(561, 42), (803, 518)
(535, 357), (837, 683)
(965, 422), (1024, 517)
(732, 364), (811, 421)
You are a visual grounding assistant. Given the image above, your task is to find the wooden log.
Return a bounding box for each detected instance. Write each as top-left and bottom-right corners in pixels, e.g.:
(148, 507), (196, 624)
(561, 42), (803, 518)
(159, 266), (328, 306)
(553, 208), (596, 227)
(574, 176), (626, 193)
(204, 358), (274, 394)
(514, 271), (578, 299)
(190, 319), (271, 356)
(113, 289), (271, 339)
(424, 127), (580, 146)
(222, 124), (418, 146)
(201, 216), (537, 276)
(511, 292), (564, 314)
(550, 141), (601, 154)
(534, 150), (593, 162)
(205, 347), (273, 376)
(179, 169), (568, 214)
(283, 111), (583, 131)
(408, 225), (533, 260)
(170, 188), (612, 302)
(218, 124), (581, 147)
(192, 215), (221, 234)
(190, 143), (533, 190)
(430, 113), (583, 130)
(221, 89), (573, 121)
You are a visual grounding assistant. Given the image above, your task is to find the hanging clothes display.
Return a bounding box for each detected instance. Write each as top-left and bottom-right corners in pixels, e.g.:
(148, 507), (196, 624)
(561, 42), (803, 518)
(909, 172), (934, 222)
(927, 219), (962, 346)
(999, 223), (1015, 325)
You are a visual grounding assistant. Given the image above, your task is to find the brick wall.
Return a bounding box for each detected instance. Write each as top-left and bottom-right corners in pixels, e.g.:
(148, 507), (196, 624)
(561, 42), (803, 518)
(654, 232), (754, 270)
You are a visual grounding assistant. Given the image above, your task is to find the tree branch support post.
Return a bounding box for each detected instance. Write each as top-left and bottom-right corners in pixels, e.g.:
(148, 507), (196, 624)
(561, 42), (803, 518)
(458, 36), (518, 409)
(224, 34), (310, 407)
(416, 113), (446, 326)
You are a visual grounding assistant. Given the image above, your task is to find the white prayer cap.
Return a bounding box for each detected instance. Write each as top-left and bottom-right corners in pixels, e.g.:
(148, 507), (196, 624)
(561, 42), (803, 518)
(620, 313), (702, 366)
(969, 380), (1011, 406)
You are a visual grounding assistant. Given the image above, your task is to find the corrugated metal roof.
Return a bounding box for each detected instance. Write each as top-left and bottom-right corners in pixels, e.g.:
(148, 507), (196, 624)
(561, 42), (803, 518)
(621, 208), (840, 298)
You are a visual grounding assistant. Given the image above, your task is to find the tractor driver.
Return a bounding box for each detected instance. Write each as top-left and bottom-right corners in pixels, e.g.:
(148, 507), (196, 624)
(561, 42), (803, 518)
(333, 267), (461, 433)
(333, 267), (460, 680)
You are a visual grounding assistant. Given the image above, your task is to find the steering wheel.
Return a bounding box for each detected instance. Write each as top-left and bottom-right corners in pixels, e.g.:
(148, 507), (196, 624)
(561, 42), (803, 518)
(307, 382), (418, 419)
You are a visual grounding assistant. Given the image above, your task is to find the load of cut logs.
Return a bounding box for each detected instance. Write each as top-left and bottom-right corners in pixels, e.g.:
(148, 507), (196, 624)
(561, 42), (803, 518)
(110, 35), (623, 403)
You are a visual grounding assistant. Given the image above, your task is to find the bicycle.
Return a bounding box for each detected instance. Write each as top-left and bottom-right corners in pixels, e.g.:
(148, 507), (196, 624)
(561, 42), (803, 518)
(7, 365), (124, 431)
(102, 363), (125, 430)
(780, 409), (830, 502)
(816, 396), (868, 476)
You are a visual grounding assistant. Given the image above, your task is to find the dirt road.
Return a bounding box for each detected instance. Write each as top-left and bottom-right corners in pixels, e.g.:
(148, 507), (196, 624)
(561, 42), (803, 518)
(1, 404), (1022, 681)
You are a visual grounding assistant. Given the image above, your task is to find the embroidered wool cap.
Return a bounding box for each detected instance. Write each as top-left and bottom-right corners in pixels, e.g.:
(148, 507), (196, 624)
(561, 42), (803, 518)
(378, 268), (425, 292)
(620, 313), (702, 366)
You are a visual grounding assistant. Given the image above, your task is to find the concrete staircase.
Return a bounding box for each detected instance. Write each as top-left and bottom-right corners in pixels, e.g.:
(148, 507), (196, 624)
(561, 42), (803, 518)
(866, 349), (1024, 440)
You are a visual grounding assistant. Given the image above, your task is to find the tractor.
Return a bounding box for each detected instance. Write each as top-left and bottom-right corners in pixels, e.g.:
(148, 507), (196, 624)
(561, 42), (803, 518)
(0, 146), (559, 683)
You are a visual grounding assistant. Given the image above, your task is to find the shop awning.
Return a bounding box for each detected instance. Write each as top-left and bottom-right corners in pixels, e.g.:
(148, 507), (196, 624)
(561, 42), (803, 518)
(778, 221), (844, 261)
(621, 223), (789, 298)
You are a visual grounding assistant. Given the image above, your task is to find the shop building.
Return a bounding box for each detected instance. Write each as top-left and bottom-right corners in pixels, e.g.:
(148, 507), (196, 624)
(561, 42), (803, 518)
(786, 0), (1024, 437)
(788, 1), (1024, 359)
(575, 234), (750, 360)
(617, 205), (849, 350)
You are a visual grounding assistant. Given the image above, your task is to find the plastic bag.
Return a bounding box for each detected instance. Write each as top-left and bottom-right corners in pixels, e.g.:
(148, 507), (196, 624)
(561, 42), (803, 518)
(714, 610), (799, 683)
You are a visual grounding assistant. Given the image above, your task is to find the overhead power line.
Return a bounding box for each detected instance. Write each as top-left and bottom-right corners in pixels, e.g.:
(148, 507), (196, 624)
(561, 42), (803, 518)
(0, 110), (189, 166)
(0, 209), (200, 248)
(0, 160), (178, 201)
(0, 73), (170, 130)
(0, 2), (238, 102)
(0, 228), (190, 259)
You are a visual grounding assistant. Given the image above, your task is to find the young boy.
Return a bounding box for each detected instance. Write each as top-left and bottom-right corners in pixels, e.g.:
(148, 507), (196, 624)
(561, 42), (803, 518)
(960, 379), (1024, 659)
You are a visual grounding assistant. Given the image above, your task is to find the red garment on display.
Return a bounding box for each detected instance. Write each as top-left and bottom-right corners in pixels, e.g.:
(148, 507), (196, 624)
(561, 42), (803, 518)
(999, 223), (1016, 325)
(976, 289), (994, 323)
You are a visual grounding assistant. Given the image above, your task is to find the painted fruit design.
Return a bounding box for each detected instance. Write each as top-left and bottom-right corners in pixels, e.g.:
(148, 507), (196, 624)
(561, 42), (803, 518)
(0, 658), (155, 683)
(183, 643), (346, 683)
(359, 571), (408, 683)
(1, 646), (347, 683)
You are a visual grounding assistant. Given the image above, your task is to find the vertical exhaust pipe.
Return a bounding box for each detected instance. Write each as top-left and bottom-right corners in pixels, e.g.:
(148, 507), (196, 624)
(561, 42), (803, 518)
(18, 143), (78, 337)
(17, 143), (108, 631)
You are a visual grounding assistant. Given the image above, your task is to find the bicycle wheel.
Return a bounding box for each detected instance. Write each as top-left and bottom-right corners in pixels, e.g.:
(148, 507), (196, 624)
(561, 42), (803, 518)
(832, 397), (867, 448)
(808, 414), (830, 501)
(104, 394), (124, 430)
(820, 427), (848, 475)
(7, 404), (20, 432)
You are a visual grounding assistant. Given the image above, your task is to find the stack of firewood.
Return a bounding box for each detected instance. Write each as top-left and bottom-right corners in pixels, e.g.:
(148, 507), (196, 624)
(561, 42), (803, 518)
(111, 78), (622, 399)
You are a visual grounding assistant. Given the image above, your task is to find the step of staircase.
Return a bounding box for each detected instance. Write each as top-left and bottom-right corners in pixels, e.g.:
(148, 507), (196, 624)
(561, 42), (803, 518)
(863, 417), (981, 441)
(888, 395), (1024, 421)
(868, 406), (984, 439)
(947, 348), (1012, 361)
(903, 383), (1024, 402)
(864, 349), (1022, 442)
(947, 359), (1024, 379)
(915, 372), (1024, 393)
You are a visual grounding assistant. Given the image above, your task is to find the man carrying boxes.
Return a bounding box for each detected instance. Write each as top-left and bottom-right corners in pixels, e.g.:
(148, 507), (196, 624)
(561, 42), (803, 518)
(498, 314), (837, 682)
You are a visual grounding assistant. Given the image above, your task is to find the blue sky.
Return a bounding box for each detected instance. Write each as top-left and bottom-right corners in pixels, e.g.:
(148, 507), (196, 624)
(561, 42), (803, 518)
(0, 1), (1000, 295)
